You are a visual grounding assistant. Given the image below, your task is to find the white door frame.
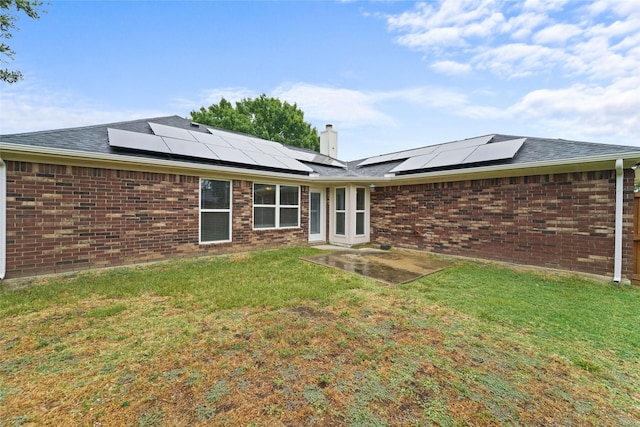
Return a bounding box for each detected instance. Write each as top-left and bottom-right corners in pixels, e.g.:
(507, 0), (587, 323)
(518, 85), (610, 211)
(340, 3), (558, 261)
(308, 187), (325, 243)
(329, 185), (370, 246)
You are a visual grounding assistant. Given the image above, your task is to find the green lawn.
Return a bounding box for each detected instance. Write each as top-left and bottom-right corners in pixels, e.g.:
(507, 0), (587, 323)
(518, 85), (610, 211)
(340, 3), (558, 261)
(1, 247), (639, 426)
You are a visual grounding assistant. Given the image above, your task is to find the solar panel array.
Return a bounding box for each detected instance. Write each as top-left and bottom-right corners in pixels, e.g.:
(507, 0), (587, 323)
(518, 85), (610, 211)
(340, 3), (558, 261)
(107, 123), (351, 173)
(389, 138), (526, 174)
(358, 135), (494, 167)
(108, 124), (523, 176)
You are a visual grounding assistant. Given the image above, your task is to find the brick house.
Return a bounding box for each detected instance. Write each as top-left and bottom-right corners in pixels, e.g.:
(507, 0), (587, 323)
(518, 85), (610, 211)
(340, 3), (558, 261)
(1, 116), (639, 282)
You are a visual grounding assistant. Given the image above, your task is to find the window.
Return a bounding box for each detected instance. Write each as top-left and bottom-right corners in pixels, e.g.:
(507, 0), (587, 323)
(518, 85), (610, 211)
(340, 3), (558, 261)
(309, 191), (321, 235)
(200, 179), (231, 243)
(254, 184), (299, 229)
(356, 187), (366, 235)
(335, 187), (346, 235)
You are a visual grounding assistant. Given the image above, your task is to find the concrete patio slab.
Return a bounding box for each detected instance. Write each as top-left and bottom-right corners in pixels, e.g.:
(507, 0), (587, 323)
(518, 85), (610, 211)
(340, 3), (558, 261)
(302, 249), (453, 285)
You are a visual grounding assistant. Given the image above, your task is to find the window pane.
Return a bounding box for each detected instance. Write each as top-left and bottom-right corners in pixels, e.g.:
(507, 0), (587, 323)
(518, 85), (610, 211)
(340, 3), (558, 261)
(254, 206), (276, 228)
(336, 212), (345, 235)
(201, 180), (230, 210)
(336, 188), (346, 211)
(201, 212), (230, 242)
(310, 192), (321, 234)
(280, 185), (299, 206)
(280, 207), (299, 227)
(356, 188), (365, 211)
(254, 184), (276, 205)
(356, 212), (365, 235)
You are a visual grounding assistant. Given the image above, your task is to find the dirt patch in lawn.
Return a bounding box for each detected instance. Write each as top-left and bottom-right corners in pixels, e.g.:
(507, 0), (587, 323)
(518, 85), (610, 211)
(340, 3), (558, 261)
(301, 250), (453, 284)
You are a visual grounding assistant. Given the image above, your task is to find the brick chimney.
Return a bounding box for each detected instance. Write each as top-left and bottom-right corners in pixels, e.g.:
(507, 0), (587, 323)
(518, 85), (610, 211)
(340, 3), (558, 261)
(320, 124), (338, 158)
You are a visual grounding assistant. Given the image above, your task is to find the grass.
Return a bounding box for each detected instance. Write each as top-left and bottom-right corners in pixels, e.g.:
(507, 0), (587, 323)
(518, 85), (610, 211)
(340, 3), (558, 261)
(1, 247), (639, 426)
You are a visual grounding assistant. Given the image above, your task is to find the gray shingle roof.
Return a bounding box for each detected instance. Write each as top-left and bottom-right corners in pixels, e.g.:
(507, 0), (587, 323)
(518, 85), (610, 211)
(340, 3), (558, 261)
(2, 116), (639, 179)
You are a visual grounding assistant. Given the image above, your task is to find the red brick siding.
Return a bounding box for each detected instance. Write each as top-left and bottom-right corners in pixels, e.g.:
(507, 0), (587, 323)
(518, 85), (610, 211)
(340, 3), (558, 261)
(370, 171), (635, 278)
(5, 161), (308, 279)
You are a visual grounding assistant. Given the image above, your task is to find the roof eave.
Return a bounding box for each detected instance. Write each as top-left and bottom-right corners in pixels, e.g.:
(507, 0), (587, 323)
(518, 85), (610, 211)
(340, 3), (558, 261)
(374, 153), (640, 185)
(2, 142), (639, 186)
(0, 142), (313, 184)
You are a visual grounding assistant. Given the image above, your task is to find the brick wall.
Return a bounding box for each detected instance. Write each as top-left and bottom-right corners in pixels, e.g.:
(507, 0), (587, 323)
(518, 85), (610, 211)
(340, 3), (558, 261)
(370, 170), (635, 278)
(5, 161), (309, 279)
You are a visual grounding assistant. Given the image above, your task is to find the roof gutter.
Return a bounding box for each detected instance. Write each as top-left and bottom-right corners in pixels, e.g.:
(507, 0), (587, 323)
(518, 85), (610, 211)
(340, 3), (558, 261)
(614, 159), (624, 283)
(372, 152), (640, 184)
(2, 142), (640, 187)
(0, 156), (6, 280)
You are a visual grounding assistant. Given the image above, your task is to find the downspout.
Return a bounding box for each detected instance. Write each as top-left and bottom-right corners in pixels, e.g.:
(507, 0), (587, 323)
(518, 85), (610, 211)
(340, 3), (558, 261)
(614, 159), (624, 283)
(0, 157), (6, 280)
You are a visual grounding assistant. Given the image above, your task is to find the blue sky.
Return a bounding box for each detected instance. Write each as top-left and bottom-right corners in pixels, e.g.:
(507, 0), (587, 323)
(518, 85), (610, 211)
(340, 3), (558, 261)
(1, 0), (639, 160)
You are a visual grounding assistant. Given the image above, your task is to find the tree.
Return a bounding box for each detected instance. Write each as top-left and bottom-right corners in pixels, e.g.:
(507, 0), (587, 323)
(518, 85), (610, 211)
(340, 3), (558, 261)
(191, 94), (320, 151)
(1, 0), (43, 83)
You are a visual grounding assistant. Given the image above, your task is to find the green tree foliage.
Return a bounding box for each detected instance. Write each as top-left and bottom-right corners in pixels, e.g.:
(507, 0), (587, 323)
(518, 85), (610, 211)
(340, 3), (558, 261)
(1, 0), (43, 83)
(191, 94), (320, 151)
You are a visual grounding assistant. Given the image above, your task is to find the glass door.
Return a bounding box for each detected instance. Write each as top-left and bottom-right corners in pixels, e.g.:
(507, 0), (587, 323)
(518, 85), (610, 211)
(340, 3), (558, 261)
(309, 189), (325, 242)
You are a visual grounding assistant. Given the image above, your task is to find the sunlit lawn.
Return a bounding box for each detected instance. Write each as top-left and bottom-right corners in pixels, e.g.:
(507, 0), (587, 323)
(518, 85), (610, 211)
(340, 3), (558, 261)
(1, 247), (639, 426)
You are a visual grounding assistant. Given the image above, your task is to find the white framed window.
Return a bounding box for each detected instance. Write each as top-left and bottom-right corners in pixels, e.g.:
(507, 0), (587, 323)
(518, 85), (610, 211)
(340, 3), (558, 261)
(254, 183), (299, 229)
(200, 179), (232, 243)
(335, 187), (346, 236)
(356, 187), (366, 235)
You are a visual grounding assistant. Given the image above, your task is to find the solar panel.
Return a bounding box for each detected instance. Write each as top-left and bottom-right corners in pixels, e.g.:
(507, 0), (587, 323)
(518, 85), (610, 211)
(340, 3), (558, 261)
(215, 132), (259, 152)
(273, 155), (315, 172)
(389, 153), (438, 173)
(108, 128), (171, 154)
(425, 146), (476, 168)
(358, 153), (399, 167)
(431, 135), (493, 153)
(247, 136), (286, 149)
(244, 151), (289, 169)
(390, 147), (477, 173)
(389, 137), (526, 174)
(149, 122), (197, 142)
(359, 135), (494, 167)
(251, 141), (291, 157)
(162, 137), (219, 160)
(190, 131), (232, 147)
(463, 138), (525, 164)
(286, 149), (346, 168)
(205, 144), (259, 165)
(111, 124), (324, 174)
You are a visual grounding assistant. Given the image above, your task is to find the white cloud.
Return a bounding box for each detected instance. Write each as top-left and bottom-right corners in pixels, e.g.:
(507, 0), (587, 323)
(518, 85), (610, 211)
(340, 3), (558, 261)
(588, 0), (640, 17)
(0, 83), (169, 134)
(272, 83), (397, 128)
(387, 0), (505, 50)
(174, 87), (259, 112)
(396, 26), (464, 50)
(431, 60), (473, 75)
(385, 0), (640, 83)
(473, 43), (567, 77)
(509, 76), (640, 141)
(522, 0), (571, 13)
(504, 12), (550, 40)
(533, 23), (582, 44)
